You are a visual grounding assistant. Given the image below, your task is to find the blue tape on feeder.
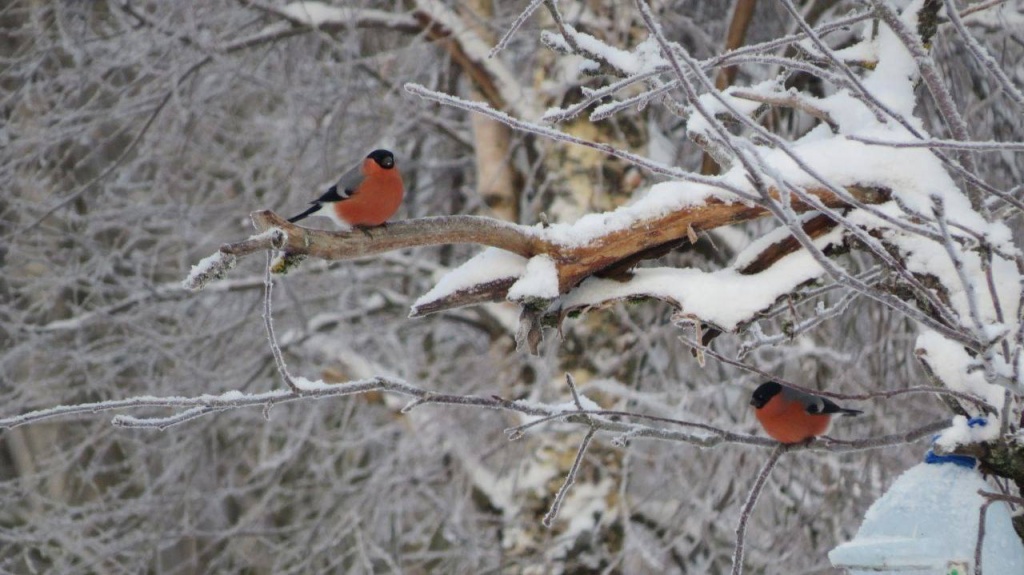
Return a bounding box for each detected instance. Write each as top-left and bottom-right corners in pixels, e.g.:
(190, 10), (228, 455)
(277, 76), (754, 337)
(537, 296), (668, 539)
(923, 416), (987, 468)
(924, 450), (977, 468)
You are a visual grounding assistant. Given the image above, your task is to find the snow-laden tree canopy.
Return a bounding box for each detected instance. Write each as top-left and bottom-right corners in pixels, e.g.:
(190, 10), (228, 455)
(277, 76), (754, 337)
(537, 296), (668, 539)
(3, 0), (1023, 573)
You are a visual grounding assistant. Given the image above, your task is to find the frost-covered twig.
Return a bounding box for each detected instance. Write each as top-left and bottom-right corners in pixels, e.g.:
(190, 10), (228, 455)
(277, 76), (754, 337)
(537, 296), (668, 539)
(112, 406), (224, 430)
(506, 407), (749, 443)
(488, 0), (544, 58)
(541, 10), (873, 124)
(542, 427), (596, 528)
(932, 195), (992, 377)
(565, 372), (585, 411)
(942, 0), (1024, 108)
(738, 288), (864, 355)
(542, 0), (580, 53)
(732, 444), (786, 575)
(263, 252), (298, 392)
(507, 403), (947, 452)
(754, 179), (972, 348)
(638, 0), (971, 339)
(728, 88), (838, 131)
(680, 336), (994, 410)
(848, 136), (1024, 151)
(869, 0), (987, 214)
(958, 0), (1009, 18)
(407, 83), (742, 192)
(975, 491), (1024, 575)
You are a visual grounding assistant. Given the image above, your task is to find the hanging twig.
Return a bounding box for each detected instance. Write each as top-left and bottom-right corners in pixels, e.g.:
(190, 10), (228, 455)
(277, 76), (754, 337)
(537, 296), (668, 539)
(264, 251), (299, 392)
(732, 443), (787, 575)
(974, 490), (1024, 575)
(542, 427), (597, 528)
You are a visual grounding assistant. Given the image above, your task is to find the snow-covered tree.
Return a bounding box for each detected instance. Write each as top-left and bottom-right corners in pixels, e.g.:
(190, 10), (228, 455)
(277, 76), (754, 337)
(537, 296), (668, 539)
(2, 1), (1022, 573)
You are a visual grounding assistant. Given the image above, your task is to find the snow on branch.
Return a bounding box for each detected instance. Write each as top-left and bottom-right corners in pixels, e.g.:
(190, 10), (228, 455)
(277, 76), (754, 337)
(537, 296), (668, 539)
(183, 179), (890, 324)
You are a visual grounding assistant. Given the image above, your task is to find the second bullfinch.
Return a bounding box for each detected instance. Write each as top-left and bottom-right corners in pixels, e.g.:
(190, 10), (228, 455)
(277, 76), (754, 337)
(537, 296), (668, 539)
(288, 149), (404, 228)
(750, 381), (862, 444)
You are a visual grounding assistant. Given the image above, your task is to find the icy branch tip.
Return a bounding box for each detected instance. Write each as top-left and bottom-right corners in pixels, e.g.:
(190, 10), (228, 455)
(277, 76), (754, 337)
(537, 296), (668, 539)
(182, 228), (287, 292)
(182, 251), (237, 292)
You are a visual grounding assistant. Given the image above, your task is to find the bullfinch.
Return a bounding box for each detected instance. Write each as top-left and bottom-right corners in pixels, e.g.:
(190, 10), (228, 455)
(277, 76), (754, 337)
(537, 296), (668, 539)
(288, 149), (404, 228)
(749, 381), (862, 444)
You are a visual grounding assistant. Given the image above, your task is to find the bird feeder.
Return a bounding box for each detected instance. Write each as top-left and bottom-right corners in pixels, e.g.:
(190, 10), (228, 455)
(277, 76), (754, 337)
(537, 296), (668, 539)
(829, 436), (1024, 574)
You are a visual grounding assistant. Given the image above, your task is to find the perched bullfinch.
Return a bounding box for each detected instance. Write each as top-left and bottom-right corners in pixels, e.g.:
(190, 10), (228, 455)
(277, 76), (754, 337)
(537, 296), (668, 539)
(288, 149), (404, 228)
(750, 381), (862, 444)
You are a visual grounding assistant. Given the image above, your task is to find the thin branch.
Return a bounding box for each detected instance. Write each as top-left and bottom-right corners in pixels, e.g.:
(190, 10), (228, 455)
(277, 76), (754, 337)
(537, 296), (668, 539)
(979, 490), (1024, 506)
(638, 0), (969, 341)
(542, 0), (580, 53)
(678, 336), (994, 411)
(971, 488), (1024, 575)
(848, 135), (1024, 151)
(932, 195), (992, 378)
(506, 408), (744, 442)
(942, 0), (1024, 108)
(738, 287), (864, 355)
(958, 0), (1008, 18)
(729, 88), (838, 131)
(407, 82), (741, 190)
(869, 0), (988, 215)
(715, 0), (758, 90)
(732, 444), (787, 575)
(111, 406), (225, 430)
(542, 428), (596, 528)
(264, 252), (299, 392)
(506, 404), (947, 452)
(565, 373), (585, 411)
(489, 0), (545, 58)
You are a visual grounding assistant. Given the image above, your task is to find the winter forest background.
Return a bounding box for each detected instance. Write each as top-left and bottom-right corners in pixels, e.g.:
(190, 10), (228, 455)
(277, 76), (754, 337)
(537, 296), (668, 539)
(2, 0), (1024, 573)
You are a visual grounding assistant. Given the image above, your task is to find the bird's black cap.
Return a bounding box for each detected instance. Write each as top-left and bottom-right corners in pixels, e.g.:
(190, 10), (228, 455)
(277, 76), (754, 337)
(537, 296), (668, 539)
(750, 381), (782, 409)
(367, 149), (395, 169)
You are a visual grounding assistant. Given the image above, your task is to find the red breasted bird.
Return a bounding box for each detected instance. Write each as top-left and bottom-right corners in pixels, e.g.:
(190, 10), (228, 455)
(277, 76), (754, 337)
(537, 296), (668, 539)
(750, 381), (862, 444)
(288, 149), (404, 228)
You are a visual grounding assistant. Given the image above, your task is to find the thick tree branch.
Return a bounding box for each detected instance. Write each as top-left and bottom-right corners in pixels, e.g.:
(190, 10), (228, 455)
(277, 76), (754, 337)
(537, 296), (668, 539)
(190, 184), (890, 300)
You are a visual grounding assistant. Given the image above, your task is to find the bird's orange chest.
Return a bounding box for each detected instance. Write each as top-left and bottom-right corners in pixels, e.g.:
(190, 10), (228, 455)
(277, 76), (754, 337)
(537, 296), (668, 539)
(333, 163), (405, 226)
(755, 396), (831, 444)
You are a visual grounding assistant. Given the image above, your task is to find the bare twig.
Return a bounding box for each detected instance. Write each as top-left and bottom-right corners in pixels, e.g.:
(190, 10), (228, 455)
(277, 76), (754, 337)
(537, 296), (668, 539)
(932, 195), (993, 379)
(729, 88), (838, 131)
(542, 428), (596, 527)
(848, 136), (1024, 151)
(869, 0), (988, 216)
(565, 373), (585, 411)
(264, 252), (299, 392)
(942, 0), (1024, 108)
(976, 496), (993, 575)
(732, 444), (787, 575)
(679, 336), (994, 411)
(542, 0), (580, 53)
(973, 490), (1024, 575)
(637, 0), (971, 346)
(489, 0), (545, 58)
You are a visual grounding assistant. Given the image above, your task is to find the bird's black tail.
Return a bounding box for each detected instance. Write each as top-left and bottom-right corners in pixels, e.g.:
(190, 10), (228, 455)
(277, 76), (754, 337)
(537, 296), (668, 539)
(839, 408), (863, 417)
(287, 203), (321, 223)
